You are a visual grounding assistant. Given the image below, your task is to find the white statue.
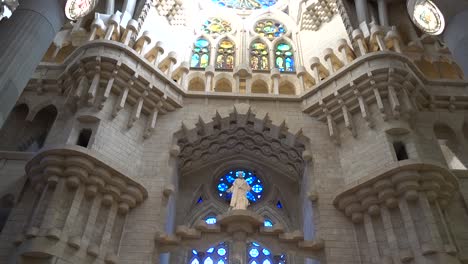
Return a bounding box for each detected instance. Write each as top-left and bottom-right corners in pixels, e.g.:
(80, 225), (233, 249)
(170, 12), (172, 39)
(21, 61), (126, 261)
(227, 171), (251, 210)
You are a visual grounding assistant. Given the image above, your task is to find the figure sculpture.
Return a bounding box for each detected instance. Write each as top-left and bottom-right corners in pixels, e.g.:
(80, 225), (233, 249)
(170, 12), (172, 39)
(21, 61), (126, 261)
(227, 171), (251, 210)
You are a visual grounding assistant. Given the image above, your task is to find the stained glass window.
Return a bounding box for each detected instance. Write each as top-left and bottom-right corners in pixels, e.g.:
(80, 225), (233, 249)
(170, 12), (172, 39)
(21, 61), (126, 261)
(212, 0), (277, 10)
(275, 42), (294, 72)
(191, 38), (211, 69)
(205, 216), (217, 224)
(264, 219), (273, 227)
(217, 170), (264, 203)
(202, 18), (232, 37)
(190, 242), (229, 264)
(254, 20), (286, 40)
(250, 40), (269, 71)
(216, 38), (236, 70)
(247, 242), (286, 264)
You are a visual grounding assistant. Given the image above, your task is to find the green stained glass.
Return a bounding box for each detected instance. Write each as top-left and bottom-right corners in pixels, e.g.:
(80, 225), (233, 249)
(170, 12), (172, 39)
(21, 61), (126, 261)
(275, 42), (294, 72)
(202, 18), (232, 37)
(191, 38), (211, 69)
(254, 19), (286, 40)
(250, 40), (269, 71)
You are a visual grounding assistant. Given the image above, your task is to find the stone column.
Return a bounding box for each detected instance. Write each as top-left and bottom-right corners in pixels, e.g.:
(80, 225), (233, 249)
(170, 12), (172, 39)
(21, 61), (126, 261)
(271, 69), (280, 95)
(106, 0), (115, 14)
(355, 0), (369, 24)
(0, 0), (66, 126)
(443, 9), (468, 76)
(377, 0), (389, 26)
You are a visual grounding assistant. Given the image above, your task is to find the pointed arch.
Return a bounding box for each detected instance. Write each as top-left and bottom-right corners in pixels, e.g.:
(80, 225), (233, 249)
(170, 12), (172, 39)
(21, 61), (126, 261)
(278, 80), (295, 95)
(215, 36), (236, 70)
(251, 79), (269, 94)
(250, 37), (271, 71)
(272, 37), (295, 72)
(191, 35), (213, 69)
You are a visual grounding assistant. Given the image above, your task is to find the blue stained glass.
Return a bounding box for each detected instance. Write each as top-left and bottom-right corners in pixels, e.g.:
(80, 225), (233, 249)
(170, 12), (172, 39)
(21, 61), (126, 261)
(217, 248), (226, 256)
(226, 175), (236, 183)
(247, 192), (256, 202)
(191, 38), (210, 69)
(217, 169), (264, 203)
(264, 220), (273, 227)
(205, 217), (217, 224)
(248, 242), (286, 264)
(275, 42), (295, 72)
(249, 248), (260, 257)
(190, 242), (228, 264)
(276, 201), (283, 209)
(212, 0), (277, 10)
(252, 184), (263, 193)
(195, 39), (210, 48)
(218, 183), (229, 192)
(197, 197), (203, 203)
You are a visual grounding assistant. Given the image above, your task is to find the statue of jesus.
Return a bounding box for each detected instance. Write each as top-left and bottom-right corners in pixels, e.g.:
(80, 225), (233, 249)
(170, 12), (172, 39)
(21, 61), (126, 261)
(227, 171), (251, 210)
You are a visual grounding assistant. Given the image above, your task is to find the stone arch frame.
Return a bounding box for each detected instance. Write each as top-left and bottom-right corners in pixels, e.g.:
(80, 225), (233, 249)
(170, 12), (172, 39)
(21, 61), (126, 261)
(248, 36), (273, 71)
(179, 158), (298, 230)
(272, 36), (297, 72)
(187, 72), (206, 91)
(213, 34), (239, 71)
(278, 78), (296, 95)
(190, 33), (215, 69)
(213, 73), (235, 92)
(193, 9), (242, 37)
(173, 103), (310, 224)
(246, 9), (297, 38)
(251, 78), (270, 93)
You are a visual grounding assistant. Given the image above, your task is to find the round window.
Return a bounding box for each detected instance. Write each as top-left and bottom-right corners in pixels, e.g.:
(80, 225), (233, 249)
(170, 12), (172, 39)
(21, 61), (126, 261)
(217, 169), (264, 203)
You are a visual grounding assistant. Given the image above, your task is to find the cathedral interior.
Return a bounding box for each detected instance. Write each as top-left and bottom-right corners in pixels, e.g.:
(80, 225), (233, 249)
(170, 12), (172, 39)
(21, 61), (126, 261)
(0, 0), (468, 263)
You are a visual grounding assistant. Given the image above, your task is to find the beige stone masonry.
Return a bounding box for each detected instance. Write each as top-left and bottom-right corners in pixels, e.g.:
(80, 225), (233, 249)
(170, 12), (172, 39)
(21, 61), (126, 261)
(13, 145), (148, 263)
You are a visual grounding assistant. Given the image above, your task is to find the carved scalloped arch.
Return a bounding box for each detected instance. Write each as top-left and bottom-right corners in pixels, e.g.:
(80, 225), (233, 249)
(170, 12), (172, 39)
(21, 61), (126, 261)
(174, 103), (309, 180)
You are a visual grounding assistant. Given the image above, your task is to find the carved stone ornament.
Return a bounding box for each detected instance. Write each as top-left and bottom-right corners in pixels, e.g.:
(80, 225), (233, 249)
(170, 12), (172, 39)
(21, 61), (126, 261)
(0, 0), (19, 20)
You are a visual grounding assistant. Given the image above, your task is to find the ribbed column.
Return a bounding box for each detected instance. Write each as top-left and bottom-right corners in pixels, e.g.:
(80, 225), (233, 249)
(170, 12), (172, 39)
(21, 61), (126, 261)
(0, 0), (66, 126)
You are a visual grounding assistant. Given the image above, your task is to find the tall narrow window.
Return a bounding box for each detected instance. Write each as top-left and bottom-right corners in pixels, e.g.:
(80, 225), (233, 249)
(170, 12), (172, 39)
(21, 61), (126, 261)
(275, 42), (294, 72)
(216, 38), (235, 70)
(191, 38), (211, 69)
(77, 129), (92, 148)
(250, 40), (269, 71)
(393, 141), (409, 161)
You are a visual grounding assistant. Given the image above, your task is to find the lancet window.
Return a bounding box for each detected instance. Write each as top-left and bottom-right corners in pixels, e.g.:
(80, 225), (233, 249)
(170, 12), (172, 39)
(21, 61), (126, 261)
(274, 42), (294, 72)
(216, 38), (236, 70)
(212, 0), (278, 10)
(248, 242), (286, 264)
(254, 20), (286, 40)
(217, 169), (264, 203)
(250, 40), (269, 71)
(202, 18), (232, 38)
(190, 242), (229, 264)
(191, 38), (211, 69)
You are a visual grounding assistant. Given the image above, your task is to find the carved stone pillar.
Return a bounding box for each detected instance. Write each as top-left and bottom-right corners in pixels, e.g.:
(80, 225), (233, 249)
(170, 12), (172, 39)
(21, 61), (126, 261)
(0, 0), (66, 126)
